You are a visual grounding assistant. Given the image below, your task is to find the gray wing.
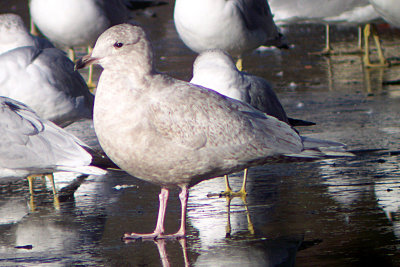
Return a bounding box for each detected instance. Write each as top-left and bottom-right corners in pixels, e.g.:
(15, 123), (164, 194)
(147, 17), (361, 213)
(33, 36), (55, 50)
(147, 78), (303, 160)
(0, 46), (93, 126)
(0, 97), (92, 171)
(233, 0), (286, 46)
(234, 0), (275, 30)
(244, 73), (289, 123)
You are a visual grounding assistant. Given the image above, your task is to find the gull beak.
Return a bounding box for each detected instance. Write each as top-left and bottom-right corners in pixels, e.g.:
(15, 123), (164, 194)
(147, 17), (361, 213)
(74, 54), (99, 70)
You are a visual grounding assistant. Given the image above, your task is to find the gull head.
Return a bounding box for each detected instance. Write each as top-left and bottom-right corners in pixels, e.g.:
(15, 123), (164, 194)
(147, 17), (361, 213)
(192, 49), (238, 76)
(75, 23), (154, 73)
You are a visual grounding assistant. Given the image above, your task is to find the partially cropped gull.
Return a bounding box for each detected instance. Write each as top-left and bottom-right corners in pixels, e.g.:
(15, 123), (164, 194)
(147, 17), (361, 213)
(29, 0), (130, 87)
(0, 46), (94, 127)
(365, 0), (400, 66)
(0, 13), (54, 55)
(191, 49), (315, 196)
(75, 23), (347, 240)
(268, 0), (381, 57)
(173, 0), (287, 70)
(0, 96), (106, 209)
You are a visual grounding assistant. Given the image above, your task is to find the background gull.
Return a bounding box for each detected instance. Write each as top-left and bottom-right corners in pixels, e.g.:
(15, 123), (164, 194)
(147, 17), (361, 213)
(0, 97), (106, 209)
(173, 0), (287, 70)
(191, 49), (315, 195)
(268, 0), (381, 56)
(0, 13), (53, 55)
(0, 46), (94, 127)
(29, 0), (130, 87)
(365, 0), (400, 66)
(369, 0), (400, 27)
(75, 23), (346, 240)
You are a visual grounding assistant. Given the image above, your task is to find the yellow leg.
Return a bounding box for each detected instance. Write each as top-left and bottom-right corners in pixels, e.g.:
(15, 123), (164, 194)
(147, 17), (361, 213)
(223, 175), (234, 195)
(237, 168), (248, 196)
(68, 48), (75, 62)
(220, 169), (248, 197)
(86, 46), (97, 91)
(225, 195), (232, 237)
(46, 174), (60, 210)
(27, 175), (36, 211)
(236, 57), (243, 71)
(363, 24), (389, 68)
(30, 18), (39, 36)
(309, 24), (333, 55)
(241, 194), (254, 235)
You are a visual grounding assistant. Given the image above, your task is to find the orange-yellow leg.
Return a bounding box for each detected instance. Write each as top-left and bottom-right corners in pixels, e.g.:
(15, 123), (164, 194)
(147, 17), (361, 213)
(363, 24), (389, 68)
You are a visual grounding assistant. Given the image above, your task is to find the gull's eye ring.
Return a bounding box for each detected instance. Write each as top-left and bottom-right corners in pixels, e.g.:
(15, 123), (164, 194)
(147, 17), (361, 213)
(114, 42), (123, 48)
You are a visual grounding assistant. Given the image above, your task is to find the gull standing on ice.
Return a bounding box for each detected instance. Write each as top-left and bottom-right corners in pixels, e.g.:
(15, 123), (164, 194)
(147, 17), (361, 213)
(29, 0), (130, 87)
(268, 0), (381, 57)
(75, 23), (346, 240)
(0, 13), (53, 55)
(0, 97), (106, 209)
(191, 49), (315, 196)
(364, 0), (400, 66)
(173, 0), (287, 70)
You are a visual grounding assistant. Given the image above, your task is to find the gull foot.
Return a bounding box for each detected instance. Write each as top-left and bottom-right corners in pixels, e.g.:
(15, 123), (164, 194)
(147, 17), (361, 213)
(123, 232), (185, 241)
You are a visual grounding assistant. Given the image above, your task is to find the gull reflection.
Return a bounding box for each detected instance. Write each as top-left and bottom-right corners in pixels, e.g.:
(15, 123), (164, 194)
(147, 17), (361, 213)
(0, 173), (112, 266)
(373, 156), (400, 239)
(187, 175), (303, 266)
(319, 158), (368, 208)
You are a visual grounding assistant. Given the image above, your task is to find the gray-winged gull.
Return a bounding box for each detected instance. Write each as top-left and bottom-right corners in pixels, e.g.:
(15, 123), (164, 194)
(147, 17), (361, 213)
(269, 0), (380, 55)
(0, 96), (106, 209)
(364, 0), (399, 67)
(369, 0), (400, 27)
(75, 23), (346, 240)
(29, 0), (130, 87)
(191, 49), (315, 196)
(173, 0), (287, 70)
(0, 13), (54, 55)
(0, 46), (94, 127)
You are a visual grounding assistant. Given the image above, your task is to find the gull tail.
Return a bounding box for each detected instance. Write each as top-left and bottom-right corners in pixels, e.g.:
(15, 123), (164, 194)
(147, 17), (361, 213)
(58, 166), (107, 176)
(286, 136), (355, 158)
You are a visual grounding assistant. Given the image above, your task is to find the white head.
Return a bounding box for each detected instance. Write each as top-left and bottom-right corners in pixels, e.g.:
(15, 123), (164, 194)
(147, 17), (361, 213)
(191, 49), (245, 100)
(75, 23), (154, 74)
(0, 13), (34, 54)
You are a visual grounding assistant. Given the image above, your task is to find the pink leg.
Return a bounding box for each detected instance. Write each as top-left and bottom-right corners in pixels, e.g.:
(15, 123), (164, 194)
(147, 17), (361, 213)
(168, 185), (189, 238)
(152, 185), (188, 239)
(124, 185), (189, 240)
(124, 187), (169, 240)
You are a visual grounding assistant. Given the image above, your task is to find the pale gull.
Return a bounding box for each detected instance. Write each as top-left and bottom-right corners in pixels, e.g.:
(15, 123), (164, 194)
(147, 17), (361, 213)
(0, 46), (94, 127)
(29, 0), (130, 87)
(173, 0), (287, 70)
(0, 96), (106, 209)
(369, 0), (400, 27)
(0, 13), (54, 55)
(364, 0), (400, 66)
(75, 23), (346, 240)
(191, 49), (315, 196)
(269, 0), (381, 57)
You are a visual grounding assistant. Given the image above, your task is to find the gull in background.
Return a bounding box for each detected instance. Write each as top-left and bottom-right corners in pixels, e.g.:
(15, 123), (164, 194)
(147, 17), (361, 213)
(0, 97), (106, 210)
(269, 0), (381, 57)
(29, 0), (131, 88)
(191, 49), (316, 196)
(0, 46), (94, 127)
(0, 13), (53, 55)
(173, 0), (288, 70)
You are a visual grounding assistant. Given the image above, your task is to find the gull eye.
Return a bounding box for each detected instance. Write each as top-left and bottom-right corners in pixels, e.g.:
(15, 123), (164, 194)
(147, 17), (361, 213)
(113, 42), (123, 48)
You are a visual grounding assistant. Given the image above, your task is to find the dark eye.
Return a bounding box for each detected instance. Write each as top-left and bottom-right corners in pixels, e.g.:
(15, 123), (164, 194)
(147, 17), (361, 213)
(113, 42), (123, 48)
